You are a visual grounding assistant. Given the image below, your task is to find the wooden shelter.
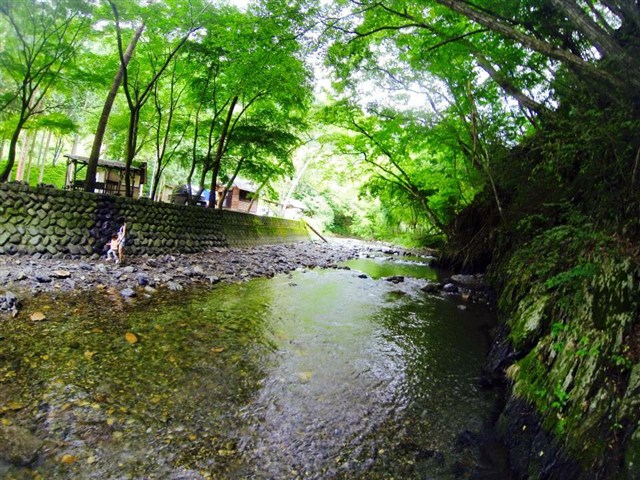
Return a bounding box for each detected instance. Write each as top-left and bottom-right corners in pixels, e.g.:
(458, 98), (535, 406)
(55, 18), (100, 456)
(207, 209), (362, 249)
(64, 154), (147, 198)
(217, 179), (258, 213)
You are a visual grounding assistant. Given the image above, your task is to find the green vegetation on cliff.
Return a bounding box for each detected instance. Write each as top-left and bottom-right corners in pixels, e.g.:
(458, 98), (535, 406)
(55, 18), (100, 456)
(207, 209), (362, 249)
(491, 224), (639, 477)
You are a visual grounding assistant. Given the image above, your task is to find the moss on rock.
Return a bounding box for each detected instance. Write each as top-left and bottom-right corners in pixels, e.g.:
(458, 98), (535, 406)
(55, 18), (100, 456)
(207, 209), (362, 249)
(493, 225), (639, 477)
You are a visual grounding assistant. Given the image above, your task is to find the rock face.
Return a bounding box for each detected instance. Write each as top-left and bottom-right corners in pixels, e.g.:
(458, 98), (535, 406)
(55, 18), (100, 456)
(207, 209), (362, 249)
(0, 182), (309, 258)
(0, 425), (43, 466)
(486, 239), (639, 479)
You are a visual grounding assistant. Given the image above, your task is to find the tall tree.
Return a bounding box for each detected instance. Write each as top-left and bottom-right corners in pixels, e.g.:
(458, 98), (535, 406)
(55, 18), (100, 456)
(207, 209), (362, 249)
(178, 4), (312, 207)
(109, 0), (204, 197)
(320, 101), (480, 233)
(0, 0), (91, 182)
(149, 59), (190, 201)
(84, 21), (145, 193)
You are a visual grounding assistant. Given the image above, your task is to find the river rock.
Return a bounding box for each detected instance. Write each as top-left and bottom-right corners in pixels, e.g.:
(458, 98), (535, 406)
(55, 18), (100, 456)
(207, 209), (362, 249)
(192, 265), (204, 275)
(0, 425), (44, 466)
(450, 274), (486, 291)
(0, 291), (19, 317)
(421, 281), (439, 293)
(51, 270), (71, 279)
(35, 273), (52, 283)
(3, 291), (17, 307)
(136, 273), (149, 286)
(167, 281), (183, 291)
(120, 288), (136, 298)
(443, 283), (458, 293)
(386, 275), (404, 284)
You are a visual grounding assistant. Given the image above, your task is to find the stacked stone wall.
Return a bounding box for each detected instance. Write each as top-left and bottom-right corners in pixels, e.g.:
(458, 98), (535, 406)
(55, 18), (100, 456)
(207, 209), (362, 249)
(0, 183), (309, 257)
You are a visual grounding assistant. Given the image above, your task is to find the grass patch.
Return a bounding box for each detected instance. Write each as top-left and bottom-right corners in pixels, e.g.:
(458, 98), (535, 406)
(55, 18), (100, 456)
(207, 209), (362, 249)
(0, 160), (67, 188)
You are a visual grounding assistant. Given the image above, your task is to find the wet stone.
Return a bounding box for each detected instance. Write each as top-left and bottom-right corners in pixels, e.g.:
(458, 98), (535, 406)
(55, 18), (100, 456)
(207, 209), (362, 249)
(443, 283), (458, 293)
(35, 273), (52, 283)
(385, 275), (405, 284)
(0, 425), (44, 466)
(120, 288), (136, 298)
(421, 281), (439, 293)
(136, 273), (150, 286)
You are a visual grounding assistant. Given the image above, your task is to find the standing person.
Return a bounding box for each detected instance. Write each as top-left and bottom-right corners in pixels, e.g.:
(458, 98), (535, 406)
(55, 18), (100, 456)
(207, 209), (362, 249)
(117, 218), (127, 264)
(106, 234), (119, 262)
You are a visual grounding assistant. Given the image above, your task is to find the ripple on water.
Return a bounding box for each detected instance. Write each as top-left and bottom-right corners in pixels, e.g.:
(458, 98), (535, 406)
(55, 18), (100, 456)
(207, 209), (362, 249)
(0, 260), (502, 479)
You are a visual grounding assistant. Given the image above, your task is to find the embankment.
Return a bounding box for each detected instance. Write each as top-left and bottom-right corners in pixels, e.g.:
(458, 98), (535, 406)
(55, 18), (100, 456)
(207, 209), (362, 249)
(465, 224), (640, 479)
(0, 182), (309, 256)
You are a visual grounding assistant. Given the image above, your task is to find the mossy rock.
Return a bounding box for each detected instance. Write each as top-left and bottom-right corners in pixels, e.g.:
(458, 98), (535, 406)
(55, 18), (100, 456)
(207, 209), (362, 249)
(625, 427), (640, 477)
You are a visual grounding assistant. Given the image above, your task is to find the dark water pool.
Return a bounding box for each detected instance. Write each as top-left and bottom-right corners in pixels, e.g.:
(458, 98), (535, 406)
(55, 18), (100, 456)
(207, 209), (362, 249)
(0, 257), (505, 479)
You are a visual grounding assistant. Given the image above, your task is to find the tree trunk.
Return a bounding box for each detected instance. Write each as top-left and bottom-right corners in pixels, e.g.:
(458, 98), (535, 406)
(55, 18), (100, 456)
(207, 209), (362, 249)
(15, 132), (30, 182)
(150, 159), (158, 201)
(38, 130), (52, 184)
(26, 130), (44, 182)
(85, 23), (145, 192)
(52, 136), (63, 167)
(551, 0), (624, 59)
(0, 118), (26, 182)
(280, 156), (314, 215)
(472, 51), (549, 117)
(208, 96), (238, 208)
(434, 0), (632, 89)
(70, 133), (79, 155)
(217, 156), (245, 209)
(124, 107), (140, 197)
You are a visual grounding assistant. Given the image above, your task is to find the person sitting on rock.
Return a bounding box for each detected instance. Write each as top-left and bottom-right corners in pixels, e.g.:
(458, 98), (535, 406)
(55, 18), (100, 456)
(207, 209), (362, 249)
(106, 234), (119, 263)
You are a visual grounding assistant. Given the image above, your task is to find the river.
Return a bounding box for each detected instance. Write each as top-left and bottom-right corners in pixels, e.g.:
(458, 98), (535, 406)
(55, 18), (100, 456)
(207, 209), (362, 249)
(0, 250), (508, 479)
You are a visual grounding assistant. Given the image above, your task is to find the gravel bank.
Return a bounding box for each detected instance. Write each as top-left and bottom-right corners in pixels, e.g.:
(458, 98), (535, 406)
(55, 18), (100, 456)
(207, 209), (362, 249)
(0, 239), (409, 315)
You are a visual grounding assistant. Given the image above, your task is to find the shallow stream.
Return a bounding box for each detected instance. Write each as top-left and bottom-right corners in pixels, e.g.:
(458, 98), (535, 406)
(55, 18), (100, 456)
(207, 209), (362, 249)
(0, 252), (507, 479)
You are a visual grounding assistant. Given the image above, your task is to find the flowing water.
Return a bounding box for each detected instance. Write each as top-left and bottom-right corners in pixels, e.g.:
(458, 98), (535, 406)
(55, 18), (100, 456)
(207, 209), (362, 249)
(0, 253), (506, 479)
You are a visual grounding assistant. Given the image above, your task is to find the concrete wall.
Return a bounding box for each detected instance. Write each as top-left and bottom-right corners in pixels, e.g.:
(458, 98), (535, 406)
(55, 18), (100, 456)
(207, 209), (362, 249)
(0, 183), (309, 257)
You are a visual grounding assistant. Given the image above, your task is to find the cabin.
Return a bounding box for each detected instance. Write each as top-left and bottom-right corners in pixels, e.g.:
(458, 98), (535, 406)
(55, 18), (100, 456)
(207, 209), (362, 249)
(257, 198), (306, 219)
(282, 198), (306, 220)
(165, 180), (259, 213)
(64, 154), (147, 198)
(217, 179), (258, 214)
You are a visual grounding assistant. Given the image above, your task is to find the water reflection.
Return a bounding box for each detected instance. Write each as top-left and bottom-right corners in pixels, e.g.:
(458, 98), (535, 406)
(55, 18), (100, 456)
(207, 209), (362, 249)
(0, 258), (500, 479)
(343, 255), (439, 281)
(226, 265), (497, 479)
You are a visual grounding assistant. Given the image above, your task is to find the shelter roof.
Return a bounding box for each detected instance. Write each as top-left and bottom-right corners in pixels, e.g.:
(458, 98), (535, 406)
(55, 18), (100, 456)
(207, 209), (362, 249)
(64, 154), (146, 172)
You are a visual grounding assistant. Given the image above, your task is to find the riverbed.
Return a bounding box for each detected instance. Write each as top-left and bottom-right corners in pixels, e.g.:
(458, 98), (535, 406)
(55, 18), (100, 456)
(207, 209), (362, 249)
(0, 247), (508, 479)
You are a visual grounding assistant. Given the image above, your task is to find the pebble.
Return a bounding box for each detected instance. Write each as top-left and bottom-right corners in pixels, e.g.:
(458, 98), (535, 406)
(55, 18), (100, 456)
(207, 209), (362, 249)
(120, 288), (136, 298)
(0, 241), (458, 314)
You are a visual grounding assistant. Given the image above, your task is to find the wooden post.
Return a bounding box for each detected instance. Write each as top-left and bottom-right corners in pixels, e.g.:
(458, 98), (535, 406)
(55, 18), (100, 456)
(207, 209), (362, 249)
(304, 220), (328, 243)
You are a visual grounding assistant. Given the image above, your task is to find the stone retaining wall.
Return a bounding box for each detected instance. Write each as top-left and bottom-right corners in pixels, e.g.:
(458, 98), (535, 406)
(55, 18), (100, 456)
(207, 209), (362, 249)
(0, 183), (309, 257)
(222, 210), (310, 248)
